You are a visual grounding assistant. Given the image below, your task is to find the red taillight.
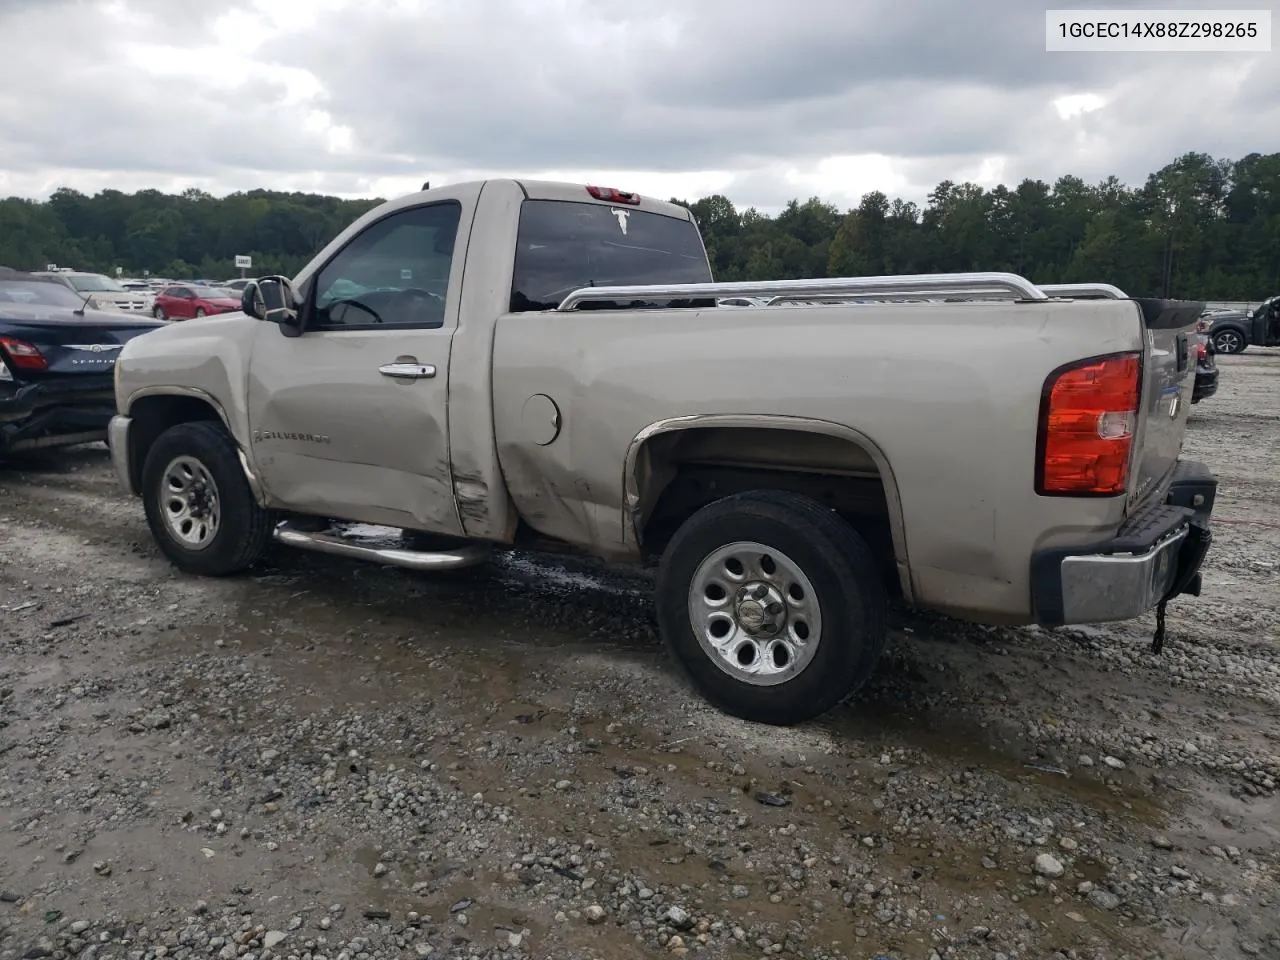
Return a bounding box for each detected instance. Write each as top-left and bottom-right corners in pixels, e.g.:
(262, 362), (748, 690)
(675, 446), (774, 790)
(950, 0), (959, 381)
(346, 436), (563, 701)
(0, 336), (48, 371)
(1036, 352), (1141, 496)
(1196, 340), (1207, 361)
(586, 185), (640, 205)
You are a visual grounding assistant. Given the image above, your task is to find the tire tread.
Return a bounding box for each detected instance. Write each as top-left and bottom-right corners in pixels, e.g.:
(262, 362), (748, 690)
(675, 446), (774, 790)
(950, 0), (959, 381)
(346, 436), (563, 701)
(141, 420), (272, 576)
(655, 489), (888, 725)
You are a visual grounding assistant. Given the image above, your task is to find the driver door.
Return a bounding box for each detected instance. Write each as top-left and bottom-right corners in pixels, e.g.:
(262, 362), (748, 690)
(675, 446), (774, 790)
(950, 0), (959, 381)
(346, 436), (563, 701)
(245, 199), (465, 535)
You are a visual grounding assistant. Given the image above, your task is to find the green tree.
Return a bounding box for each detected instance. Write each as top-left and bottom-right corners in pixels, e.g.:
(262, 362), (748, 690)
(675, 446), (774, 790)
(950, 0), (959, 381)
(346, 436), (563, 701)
(3, 152), (1279, 299)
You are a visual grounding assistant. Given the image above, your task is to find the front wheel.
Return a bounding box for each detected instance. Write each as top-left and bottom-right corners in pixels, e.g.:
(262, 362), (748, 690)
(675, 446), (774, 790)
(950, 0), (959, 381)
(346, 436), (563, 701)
(153, 305), (166, 320)
(1212, 328), (1247, 354)
(655, 490), (888, 726)
(141, 421), (273, 576)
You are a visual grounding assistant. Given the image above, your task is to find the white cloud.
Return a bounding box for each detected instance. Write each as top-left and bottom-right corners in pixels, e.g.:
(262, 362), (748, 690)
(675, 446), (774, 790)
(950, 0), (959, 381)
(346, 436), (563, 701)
(1053, 93), (1108, 120)
(779, 156), (914, 206)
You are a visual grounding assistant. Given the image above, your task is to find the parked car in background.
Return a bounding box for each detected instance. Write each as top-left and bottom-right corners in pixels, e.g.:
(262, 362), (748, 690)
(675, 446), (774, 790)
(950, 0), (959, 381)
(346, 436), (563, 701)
(1201, 299), (1280, 353)
(221, 278), (256, 292)
(30, 271), (154, 313)
(152, 285), (243, 321)
(0, 267), (162, 454)
(1202, 307), (1251, 354)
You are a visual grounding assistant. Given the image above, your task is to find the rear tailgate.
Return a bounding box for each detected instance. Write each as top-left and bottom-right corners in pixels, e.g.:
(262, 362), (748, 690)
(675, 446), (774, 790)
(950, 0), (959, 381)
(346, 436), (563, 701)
(1128, 298), (1205, 510)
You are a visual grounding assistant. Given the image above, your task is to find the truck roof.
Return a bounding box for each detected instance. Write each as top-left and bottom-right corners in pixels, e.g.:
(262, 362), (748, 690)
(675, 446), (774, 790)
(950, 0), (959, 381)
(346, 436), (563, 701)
(379, 179), (695, 223)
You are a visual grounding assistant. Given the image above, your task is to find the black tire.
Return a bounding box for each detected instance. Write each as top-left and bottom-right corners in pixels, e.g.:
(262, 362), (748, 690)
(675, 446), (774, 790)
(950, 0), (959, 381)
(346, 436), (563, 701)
(1212, 328), (1247, 354)
(141, 421), (273, 576)
(655, 490), (888, 726)
(153, 305), (166, 320)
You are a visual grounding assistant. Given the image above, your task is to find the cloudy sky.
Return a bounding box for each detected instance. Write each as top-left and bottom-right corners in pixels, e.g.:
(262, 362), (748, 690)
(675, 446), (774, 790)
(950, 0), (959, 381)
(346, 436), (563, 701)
(0, 0), (1274, 212)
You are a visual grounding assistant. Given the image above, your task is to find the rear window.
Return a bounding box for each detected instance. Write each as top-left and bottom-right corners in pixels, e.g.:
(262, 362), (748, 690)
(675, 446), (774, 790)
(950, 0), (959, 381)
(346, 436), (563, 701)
(0, 280), (85, 308)
(510, 200), (714, 312)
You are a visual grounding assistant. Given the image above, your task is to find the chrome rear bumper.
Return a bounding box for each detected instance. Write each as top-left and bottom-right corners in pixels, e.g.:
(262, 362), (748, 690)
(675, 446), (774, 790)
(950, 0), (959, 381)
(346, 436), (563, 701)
(1058, 526), (1188, 623)
(1031, 460), (1216, 626)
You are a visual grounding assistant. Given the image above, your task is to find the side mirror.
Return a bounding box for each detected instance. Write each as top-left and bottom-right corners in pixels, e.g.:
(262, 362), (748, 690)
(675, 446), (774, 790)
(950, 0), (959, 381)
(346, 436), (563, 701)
(242, 276), (301, 333)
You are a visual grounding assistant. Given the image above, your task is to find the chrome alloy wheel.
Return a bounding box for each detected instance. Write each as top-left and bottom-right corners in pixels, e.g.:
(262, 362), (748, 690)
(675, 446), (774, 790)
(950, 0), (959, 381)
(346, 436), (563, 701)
(687, 540), (822, 686)
(160, 455), (221, 550)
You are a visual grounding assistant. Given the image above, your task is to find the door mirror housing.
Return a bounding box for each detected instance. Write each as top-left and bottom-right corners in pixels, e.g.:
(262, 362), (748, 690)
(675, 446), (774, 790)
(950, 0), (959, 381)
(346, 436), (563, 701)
(242, 276), (301, 334)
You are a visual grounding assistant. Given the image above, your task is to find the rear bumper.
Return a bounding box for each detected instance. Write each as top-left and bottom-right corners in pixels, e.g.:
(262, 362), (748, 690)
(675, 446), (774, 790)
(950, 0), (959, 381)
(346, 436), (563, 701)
(1031, 460), (1216, 626)
(1192, 363), (1218, 403)
(0, 374), (116, 451)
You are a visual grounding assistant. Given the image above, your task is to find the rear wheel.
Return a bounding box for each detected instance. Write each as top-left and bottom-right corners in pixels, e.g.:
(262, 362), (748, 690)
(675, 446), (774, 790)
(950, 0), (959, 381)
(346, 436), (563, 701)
(141, 421), (272, 576)
(656, 490), (888, 726)
(195, 307), (206, 318)
(1212, 328), (1247, 354)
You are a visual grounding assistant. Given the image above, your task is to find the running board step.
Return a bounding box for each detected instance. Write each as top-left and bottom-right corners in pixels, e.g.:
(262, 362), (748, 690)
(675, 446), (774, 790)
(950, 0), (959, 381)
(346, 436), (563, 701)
(273, 521), (491, 571)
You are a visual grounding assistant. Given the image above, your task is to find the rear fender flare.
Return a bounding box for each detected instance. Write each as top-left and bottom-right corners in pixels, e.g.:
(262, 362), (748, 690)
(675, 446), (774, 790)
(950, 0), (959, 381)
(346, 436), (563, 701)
(621, 413), (911, 597)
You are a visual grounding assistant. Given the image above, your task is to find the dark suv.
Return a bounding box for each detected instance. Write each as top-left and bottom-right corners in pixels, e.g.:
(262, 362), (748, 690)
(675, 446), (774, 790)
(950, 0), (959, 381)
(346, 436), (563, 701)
(1202, 298), (1280, 354)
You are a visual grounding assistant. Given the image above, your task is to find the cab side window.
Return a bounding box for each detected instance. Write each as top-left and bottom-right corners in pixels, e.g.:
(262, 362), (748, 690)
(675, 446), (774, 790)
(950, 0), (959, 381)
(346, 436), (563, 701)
(312, 201), (461, 330)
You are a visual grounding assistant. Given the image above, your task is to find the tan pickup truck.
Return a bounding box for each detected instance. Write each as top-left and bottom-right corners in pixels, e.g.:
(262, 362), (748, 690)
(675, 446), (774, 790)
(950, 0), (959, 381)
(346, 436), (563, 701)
(106, 179), (1217, 725)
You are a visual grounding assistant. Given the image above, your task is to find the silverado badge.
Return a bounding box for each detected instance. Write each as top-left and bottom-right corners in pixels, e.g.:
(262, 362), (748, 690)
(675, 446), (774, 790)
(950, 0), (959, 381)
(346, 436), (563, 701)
(253, 430), (331, 444)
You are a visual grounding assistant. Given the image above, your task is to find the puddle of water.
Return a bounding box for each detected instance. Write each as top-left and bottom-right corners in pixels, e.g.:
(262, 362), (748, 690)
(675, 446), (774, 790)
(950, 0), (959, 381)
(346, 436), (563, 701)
(494, 554), (650, 598)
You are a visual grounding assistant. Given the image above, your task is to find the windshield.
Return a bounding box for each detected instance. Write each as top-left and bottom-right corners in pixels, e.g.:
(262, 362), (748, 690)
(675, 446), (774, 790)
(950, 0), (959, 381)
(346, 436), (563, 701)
(510, 200), (714, 312)
(0, 279), (89, 308)
(67, 274), (127, 293)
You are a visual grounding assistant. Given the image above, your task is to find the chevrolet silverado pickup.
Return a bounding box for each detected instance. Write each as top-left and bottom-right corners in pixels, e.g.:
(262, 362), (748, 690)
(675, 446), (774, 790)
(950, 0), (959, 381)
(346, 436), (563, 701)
(106, 180), (1216, 725)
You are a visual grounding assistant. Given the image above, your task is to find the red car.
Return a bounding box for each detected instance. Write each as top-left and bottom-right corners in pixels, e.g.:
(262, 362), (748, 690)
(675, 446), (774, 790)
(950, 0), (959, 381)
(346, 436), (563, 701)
(152, 285), (241, 321)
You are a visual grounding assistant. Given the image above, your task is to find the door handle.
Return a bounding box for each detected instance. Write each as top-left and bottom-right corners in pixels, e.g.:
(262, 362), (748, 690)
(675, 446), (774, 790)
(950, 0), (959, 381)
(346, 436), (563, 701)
(379, 362), (436, 380)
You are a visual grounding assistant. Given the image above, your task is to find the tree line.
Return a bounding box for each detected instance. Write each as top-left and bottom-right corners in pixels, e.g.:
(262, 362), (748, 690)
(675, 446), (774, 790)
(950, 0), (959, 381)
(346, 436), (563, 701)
(1, 151), (1277, 299)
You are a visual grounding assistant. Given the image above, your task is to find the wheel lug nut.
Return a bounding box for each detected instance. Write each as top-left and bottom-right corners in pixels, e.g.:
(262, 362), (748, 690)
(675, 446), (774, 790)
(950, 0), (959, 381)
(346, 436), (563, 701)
(752, 585), (768, 599)
(766, 602), (783, 615)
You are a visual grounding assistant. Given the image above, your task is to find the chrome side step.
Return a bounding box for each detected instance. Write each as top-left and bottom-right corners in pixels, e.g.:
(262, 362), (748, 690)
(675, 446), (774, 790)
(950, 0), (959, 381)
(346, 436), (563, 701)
(273, 520), (491, 571)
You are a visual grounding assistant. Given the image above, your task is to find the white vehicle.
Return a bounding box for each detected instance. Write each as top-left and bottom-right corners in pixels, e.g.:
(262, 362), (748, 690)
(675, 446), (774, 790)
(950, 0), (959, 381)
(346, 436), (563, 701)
(31, 271), (154, 312)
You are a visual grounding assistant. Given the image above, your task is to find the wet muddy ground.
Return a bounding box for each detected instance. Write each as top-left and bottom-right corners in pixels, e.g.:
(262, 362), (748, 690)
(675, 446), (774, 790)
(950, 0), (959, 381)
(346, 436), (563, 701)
(1, 350), (1278, 960)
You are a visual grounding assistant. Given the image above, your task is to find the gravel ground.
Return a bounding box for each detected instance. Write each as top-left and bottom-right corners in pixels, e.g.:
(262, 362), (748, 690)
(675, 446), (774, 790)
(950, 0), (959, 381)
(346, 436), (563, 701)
(1, 349), (1278, 960)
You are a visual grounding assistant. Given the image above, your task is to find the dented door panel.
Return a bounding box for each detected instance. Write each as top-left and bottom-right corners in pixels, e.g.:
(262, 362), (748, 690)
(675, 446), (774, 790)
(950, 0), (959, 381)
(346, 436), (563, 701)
(244, 191), (479, 534)
(245, 326), (461, 532)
